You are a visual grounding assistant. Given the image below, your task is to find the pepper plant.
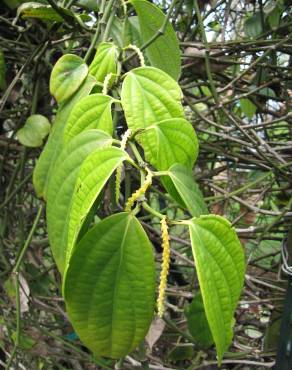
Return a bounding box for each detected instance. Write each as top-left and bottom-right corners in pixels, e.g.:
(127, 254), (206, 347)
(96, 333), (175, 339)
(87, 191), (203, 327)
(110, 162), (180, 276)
(31, 0), (245, 364)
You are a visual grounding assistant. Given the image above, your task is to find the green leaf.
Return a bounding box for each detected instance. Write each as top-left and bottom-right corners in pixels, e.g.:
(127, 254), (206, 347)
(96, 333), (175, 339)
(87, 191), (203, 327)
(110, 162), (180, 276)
(33, 74), (96, 199)
(240, 98), (257, 119)
(187, 215), (245, 363)
(65, 147), (130, 275)
(244, 13), (264, 38)
(17, 114), (50, 148)
(46, 130), (112, 274)
(0, 49), (6, 90)
(138, 118), (198, 171)
(77, 0), (100, 11)
(89, 42), (118, 83)
(123, 16), (142, 47)
(50, 54), (88, 103)
(185, 292), (214, 347)
(121, 66), (184, 133)
(63, 94), (114, 143)
(130, 0), (181, 80)
(167, 164), (208, 217)
(258, 87), (276, 98)
(265, 3), (281, 29)
(17, 2), (68, 22)
(64, 212), (156, 358)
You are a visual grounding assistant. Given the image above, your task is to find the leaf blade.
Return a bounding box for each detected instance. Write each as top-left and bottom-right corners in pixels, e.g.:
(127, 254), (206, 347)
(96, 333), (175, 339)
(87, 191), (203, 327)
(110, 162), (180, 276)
(46, 130), (112, 274)
(89, 42), (118, 83)
(167, 164), (208, 217)
(50, 54), (88, 103)
(64, 212), (156, 358)
(121, 66), (184, 133)
(64, 93), (114, 143)
(130, 0), (181, 80)
(188, 215), (245, 362)
(65, 147), (129, 274)
(33, 74), (96, 199)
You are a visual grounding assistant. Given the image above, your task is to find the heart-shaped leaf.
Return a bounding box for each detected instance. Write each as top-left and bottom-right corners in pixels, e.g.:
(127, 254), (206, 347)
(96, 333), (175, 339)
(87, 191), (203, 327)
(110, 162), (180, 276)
(167, 164), (208, 217)
(65, 147), (130, 275)
(17, 114), (50, 148)
(50, 54), (88, 103)
(33, 74), (96, 199)
(187, 215), (245, 363)
(138, 118), (198, 171)
(121, 66), (184, 132)
(64, 212), (156, 358)
(46, 130), (112, 274)
(89, 42), (118, 83)
(130, 0), (181, 80)
(63, 94), (114, 143)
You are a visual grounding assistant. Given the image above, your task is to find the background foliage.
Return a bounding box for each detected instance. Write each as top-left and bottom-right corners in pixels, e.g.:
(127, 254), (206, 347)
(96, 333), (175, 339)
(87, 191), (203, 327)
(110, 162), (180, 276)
(0, 0), (292, 368)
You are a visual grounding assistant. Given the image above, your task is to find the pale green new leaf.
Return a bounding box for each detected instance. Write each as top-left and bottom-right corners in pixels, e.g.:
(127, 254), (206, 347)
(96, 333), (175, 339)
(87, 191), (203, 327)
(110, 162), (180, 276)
(33, 74), (96, 199)
(89, 42), (118, 83)
(130, 0), (181, 80)
(65, 147), (129, 275)
(50, 54), (88, 103)
(46, 130), (112, 274)
(64, 94), (114, 143)
(167, 164), (208, 217)
(121, 66), (184, 132)
(187, 215), (245, 363)
(138, 118), (198, 171)
(17, 114), (50, 148)
(64, 212), (156, 358)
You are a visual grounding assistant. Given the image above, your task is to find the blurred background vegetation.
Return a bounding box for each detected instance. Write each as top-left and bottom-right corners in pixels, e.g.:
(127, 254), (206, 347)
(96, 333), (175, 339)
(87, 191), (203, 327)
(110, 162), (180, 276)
(0, 0), (292, 368)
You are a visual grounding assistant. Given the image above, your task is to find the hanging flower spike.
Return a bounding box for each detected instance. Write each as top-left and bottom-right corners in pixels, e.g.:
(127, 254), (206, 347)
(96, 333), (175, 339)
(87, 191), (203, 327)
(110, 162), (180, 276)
(115, 129), (132, 204)
(157, 217), (170, 317)
(124, 44), (145, 67)
(102, 73), (114, 95)
(125, 168), (152, 212)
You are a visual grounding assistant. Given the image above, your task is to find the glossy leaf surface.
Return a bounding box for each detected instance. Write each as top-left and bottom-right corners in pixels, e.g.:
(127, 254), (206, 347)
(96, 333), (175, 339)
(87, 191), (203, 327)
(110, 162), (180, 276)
(167, 164), (208, 217)
(50, 54), (88, 103)
(121, 66), (184, 132)
(130, 0), (181, 80)
(89, 42), (118, 82)
(33, 75), (96, 199)
(46, 130), (112, 273)
(64, 212), (155, 358)
(138, 118), (198, 171)
(64, 94), (114, 143)
(187, 215), (245, 363)
(65, 147), (129, 273)
(17, 114), (50, 147)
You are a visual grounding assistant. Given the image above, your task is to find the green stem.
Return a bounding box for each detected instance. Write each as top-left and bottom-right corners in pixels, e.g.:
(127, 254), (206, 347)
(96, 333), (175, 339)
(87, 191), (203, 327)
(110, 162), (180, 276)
(84, 0), (107, 62)
(13, 204), (43, 273)
(142, 202), (164, 219)
(193, 0), (219, 103)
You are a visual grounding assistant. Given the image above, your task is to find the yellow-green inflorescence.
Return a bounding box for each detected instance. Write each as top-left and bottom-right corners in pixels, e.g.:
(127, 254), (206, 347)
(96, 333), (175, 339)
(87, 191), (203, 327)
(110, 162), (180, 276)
(157, 217), (170, 317)
(124, 44), (145, 67)
(115, 129), (132, 204)
(124, 168), (152, 212)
